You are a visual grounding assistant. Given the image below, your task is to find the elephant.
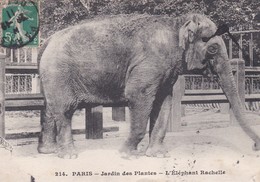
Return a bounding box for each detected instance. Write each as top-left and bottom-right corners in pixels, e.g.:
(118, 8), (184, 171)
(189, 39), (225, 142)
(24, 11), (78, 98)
(38, 13), (260, 158)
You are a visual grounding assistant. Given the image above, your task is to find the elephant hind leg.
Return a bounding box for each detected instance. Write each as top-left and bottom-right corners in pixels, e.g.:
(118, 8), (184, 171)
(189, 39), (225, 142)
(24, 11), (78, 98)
(38, 108), (57, 154)
(38, 96), (78, 158)
(55, 109), (78, 159)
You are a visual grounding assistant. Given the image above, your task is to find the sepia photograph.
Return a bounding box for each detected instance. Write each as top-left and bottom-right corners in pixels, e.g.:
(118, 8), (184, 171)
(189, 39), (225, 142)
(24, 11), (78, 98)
(0, 0), (260, 181)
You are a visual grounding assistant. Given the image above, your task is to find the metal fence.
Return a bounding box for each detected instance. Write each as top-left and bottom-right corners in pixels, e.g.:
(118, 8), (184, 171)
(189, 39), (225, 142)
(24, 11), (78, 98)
(5, 74), (32, 94)
(185, 74), (260, 94)
(223, 29), (260, 67)
(245, 75), (260, 94)
(4, 47), (39, 94)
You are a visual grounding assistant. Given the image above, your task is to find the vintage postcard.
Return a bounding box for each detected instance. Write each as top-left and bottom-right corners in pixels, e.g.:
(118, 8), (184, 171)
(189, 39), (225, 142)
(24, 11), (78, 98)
(0, 0), (260, 181)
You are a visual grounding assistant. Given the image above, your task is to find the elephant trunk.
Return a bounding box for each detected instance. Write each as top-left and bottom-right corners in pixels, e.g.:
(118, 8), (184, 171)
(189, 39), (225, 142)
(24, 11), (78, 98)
(217, 59), (260, 150)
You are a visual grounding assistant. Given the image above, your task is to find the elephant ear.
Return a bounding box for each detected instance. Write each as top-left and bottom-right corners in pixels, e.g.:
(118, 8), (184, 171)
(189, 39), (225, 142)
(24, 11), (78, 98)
(179, 20), (198, 49)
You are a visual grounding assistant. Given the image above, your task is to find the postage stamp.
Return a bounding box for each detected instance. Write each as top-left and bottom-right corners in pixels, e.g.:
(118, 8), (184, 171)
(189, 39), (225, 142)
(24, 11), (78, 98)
(1, 0), (39, 48)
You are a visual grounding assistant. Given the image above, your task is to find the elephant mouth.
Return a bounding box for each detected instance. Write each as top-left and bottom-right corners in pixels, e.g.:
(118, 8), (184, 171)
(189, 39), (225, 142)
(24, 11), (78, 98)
(183, 58), (213, 77)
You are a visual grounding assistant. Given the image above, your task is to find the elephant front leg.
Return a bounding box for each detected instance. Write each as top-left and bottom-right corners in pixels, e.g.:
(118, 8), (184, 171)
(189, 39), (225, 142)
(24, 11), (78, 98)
(146, 95), (172, 157)
(120, 62), (162, 156)
(120, 98), (154, 155)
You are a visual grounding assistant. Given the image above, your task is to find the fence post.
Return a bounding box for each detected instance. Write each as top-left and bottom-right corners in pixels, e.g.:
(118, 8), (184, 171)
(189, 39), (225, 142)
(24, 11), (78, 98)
(31, 48), (38, 63)
(0, 54), (6, 137)
(168, 75), (185, 132)
(85, 106), (103, 139)
(112, 107), (125, 121)
(32, 74), (40, 93)
(230, 59), (245, 124)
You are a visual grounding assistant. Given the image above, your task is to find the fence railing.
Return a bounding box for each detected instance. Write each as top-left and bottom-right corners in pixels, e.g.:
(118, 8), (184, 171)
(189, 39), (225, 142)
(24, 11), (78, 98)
(185, 74), (260, 94)
(170, 59), (260, 131)
(2, 47), (40, 95)
(245, 75), (260, 94)
(224, 29), (260, 68)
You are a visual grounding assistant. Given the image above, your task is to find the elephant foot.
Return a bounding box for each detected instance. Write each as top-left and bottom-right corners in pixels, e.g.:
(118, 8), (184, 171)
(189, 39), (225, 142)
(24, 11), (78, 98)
(38, 142), (57, 154)
(253, 142), (260, 151)
(146, 144), (170, 158)
(57, 145), (78, 159)
(119, 142), (142, 159)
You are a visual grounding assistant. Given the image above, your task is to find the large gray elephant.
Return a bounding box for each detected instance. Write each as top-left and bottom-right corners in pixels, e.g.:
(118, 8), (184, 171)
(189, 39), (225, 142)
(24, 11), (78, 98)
(38, 14), (260, 158)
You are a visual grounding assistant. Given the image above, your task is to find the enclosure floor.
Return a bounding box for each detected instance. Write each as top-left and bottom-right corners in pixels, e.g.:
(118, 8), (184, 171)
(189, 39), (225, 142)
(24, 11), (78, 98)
(1, 108), (260, 182)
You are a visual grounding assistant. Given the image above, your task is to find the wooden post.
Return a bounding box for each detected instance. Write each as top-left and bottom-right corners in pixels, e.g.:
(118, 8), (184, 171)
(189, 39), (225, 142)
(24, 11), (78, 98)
(112, 107), (125, 121)
(0, 54), (5, 137)
(230, 59), (245, 125)
(168, 75), (185, 132)
(85, 106), (103, 139)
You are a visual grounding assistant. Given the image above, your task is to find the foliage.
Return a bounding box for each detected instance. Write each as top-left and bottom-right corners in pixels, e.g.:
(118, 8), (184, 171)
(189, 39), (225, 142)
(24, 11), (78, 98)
(40, 0), (89, 38)
(40, 0), (260, 65)
(40, 0), (260, 38)
(84, 0), (260, 28)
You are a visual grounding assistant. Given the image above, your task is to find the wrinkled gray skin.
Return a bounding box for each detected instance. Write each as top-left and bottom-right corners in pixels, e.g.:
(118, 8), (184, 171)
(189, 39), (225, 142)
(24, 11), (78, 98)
(38, 14), (260, 158)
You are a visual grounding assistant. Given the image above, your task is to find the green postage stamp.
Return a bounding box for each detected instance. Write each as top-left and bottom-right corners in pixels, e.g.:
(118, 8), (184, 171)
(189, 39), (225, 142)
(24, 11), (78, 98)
(1, 0), (39, 48)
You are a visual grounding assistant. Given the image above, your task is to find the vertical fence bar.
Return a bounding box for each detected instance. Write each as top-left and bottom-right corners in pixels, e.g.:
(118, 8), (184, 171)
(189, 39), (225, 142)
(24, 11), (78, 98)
(249, 32), (254, 67)
(239, 30), (243, 59)
(24, 48), (28, 63)
(31, 48), (38, 63)
(0, 54), (6, 137)
(10, 49), (13, 63)
(32, 74), (40, 93)
(17, 75), (20, 93)
(17, 48), (20, 63)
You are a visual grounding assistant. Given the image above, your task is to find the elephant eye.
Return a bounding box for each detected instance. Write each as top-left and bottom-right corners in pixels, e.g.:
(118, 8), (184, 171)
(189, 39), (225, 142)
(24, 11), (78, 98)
(202, 37), (210, 42)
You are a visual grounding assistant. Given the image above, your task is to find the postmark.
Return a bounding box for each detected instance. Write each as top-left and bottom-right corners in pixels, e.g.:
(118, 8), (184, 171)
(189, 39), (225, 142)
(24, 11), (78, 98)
(1, 0), (39, 48)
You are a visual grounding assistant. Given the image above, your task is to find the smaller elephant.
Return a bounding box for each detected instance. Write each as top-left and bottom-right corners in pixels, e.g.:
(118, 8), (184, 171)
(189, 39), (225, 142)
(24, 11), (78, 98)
(38, 13), (260, 158)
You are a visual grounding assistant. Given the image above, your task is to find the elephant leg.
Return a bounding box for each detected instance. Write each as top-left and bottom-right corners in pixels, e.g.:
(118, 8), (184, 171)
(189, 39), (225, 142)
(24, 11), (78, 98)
(120, 64), (160, 155)
(55, 109), (77, 159)
(38, 101), (77, 158)
(38, 81), (78, 158)
(38, 107), (57, 154)
(120, 97), (154, 155)
(146, 95), (172, 157)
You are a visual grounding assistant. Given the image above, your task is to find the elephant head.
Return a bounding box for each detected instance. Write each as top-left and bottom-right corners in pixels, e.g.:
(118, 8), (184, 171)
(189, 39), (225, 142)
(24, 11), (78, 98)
(179, 14), (260, 150)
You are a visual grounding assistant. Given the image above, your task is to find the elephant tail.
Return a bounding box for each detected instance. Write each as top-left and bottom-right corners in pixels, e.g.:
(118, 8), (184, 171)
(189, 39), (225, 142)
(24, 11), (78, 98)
(37, 37), (51, 106)
(37, 37), (51, 66)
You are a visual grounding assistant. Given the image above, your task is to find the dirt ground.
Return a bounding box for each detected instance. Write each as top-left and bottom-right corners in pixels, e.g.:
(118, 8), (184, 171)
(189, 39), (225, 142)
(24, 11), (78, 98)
(1, 108), (260, 182)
